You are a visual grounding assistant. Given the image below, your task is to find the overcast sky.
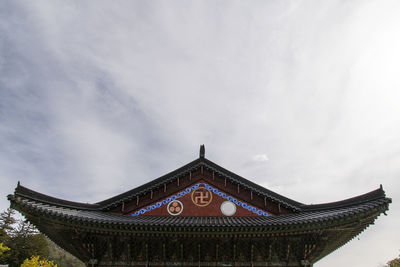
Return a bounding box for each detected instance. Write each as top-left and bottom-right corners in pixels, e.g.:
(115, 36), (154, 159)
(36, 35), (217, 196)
(1, 1), (400, 266)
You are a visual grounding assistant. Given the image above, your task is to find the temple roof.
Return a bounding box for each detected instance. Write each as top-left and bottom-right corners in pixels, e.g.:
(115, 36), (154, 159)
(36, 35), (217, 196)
(8, 190), (389, 229)
(8, 154), (390, 214)
(7, 147), (392, 265)
(8, 149), (391, 229)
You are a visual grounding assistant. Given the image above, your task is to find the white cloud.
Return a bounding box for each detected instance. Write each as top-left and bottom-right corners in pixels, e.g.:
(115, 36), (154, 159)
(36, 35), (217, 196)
(1, 0), (400, 266)
(252, 154), (269, 162)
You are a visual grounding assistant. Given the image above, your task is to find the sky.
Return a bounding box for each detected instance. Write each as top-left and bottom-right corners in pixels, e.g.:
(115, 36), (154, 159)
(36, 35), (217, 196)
(1, 0), (400, 266)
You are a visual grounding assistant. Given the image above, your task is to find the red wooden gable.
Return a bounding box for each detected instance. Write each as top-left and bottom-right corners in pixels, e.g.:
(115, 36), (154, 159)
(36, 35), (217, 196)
(130, 180), (274, 217)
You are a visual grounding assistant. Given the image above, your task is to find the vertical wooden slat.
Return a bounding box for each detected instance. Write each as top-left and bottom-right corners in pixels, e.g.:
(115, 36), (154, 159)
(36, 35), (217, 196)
(304, 244), (308, 259)
(145, 243), (148, 265)
(163, 243), (165, 260)
(181, 243), (183, 260)
(269, 244), (272, 260)
(198, 243), (201, 267)
(286, 244), (290, 260)
(251, 243), (254, 263)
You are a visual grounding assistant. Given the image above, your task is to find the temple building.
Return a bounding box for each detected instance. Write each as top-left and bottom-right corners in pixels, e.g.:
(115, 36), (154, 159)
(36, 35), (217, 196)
(8, 146), (391, 266)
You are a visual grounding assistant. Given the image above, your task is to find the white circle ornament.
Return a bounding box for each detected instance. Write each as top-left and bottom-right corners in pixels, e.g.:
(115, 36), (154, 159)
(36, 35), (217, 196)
(220, 201), (236, 216)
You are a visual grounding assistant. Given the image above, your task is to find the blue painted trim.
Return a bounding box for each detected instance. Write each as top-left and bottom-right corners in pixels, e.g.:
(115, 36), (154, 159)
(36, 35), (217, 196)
(131, 183), (273, 217)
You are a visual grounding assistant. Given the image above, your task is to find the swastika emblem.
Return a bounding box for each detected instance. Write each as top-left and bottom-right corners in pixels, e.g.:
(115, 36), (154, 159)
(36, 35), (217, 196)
(191, 187), (212, 207)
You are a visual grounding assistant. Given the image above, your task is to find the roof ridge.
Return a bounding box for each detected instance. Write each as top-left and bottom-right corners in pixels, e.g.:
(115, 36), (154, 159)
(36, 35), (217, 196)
(97, 157), (305, 211)
(201, 158), (304, 209)
(96, 158), (204, 208)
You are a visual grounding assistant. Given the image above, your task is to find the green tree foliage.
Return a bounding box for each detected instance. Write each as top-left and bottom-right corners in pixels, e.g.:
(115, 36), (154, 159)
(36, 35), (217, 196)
(0, 208), (84, 267)
(0, 208), (16, 240)
(387, 254), (400, 267)
(21, 255), (57, 267)
(0, 208), (49, 266)
(0, 243), (10, 256)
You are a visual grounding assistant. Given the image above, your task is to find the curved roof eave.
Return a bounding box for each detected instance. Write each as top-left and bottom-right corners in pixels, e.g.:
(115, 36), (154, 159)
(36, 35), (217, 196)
(8, 193), (390, 228)
(300, 186), (390, 211)
(11, 183), (101, 211)
(9, 158), (391, 213)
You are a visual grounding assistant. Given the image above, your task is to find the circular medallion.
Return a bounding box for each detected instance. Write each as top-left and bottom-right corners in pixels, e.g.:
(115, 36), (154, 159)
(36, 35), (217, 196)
(167, 200), (183, 216)
(191, 186), (212, 207)
(220, 201), (236, 216)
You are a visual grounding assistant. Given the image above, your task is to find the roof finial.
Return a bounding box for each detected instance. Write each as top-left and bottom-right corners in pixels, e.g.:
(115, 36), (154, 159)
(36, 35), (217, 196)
(199, 144), (205, 158)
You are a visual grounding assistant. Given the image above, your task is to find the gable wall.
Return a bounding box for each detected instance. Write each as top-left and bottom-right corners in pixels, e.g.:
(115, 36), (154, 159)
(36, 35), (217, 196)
(131, 180), (271, 217)
(108, 167), (292, 215)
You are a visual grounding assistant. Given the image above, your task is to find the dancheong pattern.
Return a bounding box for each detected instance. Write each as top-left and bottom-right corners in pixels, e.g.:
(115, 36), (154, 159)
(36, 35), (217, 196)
(131, 183), (273, 217)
